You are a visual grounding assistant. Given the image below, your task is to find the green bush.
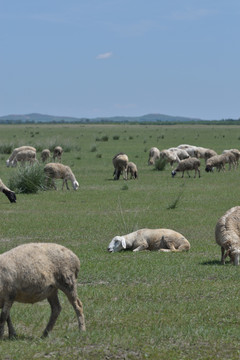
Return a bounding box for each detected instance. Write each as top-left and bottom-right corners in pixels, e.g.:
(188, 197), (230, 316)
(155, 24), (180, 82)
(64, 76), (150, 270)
(8, 164), (46, 194)
(0, 144), (14, 154)
(154, 158), (167, 171)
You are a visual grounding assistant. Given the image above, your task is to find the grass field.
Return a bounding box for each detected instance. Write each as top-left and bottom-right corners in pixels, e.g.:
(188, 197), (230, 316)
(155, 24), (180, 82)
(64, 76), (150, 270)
(0, 123), (240, 359)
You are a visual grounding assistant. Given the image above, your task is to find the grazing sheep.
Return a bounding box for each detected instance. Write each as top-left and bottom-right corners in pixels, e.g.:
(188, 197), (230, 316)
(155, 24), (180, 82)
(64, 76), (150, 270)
(223, 149), (240, 168)
(108, 228), (190, 252)
(168, 147), (190, 160)
(160, 150), (180, 168)
(6, 146), (36, 167)
(112, 153), (129, 180)
(0, 242), (86, 338)
(205, 153), (233, 172)
(215, 206), (240, 265)
(53, 146), (63, 162)
(202, 149), (218, 163)
(0, 179), (16, 203)
(11, 149), (37, 167)
(41, 149), (51, 163)
(171, 158), (201, 178)
(44, 163), (79, 190)
(127, 161), (138, 179)
(177, 144), (198, 158)
(148, 147), (160, 165)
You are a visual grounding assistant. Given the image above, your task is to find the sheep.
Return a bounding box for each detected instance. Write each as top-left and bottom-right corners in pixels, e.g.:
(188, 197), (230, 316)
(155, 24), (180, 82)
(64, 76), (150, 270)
(177, 144), (198, 158)
(0, 242), (86, 338)
(202, 149), (218, 163)
(44, 163), (79, 190)
(53, 146), (63, 162)
(215, 206), (240, 265)
(112, 153), (129, 180)
(205, 153), (232, 172)
(222, 149), (240, 169)
(108, 228), (190, 252)
(0, 179), (16, 203)
(168, 147), (190, 160)
(160, 149), (180, 168)
(6, 146), (36, 167)
(148, 147), (160, 165)
(171, 158), (201, 178)
(127, 161), (138, 179)
(11, 149), (37, 167)
(41, 149), (51, 163)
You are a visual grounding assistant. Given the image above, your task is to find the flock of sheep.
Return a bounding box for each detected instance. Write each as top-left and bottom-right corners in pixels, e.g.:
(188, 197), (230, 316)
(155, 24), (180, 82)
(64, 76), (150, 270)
(0, 140), (240, 339)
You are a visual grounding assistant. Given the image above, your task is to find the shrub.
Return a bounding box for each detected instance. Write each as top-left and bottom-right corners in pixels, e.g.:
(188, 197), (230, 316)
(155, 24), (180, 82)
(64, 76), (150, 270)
(113, 135), (120, 140)
(8, 164), (46, 194)
(96, 153), (102, 158)
(154, 158), (167, 171)
(0, 144), (14, 154)
(90, 145), (97, 152)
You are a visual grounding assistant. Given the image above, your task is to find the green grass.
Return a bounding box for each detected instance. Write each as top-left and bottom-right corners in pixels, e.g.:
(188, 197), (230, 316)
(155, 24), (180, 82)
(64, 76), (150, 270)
(0, 123), (240, 359)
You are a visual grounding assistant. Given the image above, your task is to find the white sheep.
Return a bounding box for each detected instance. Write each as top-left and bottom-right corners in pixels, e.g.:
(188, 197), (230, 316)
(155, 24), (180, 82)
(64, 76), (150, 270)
(6, 146), (36, 167)
(148, 147), (160, 165)
(44, 163), (79, 190)
(41, 149), (51, 163)
(160, 149), (180, 168)
(53, 146), (63, 162)
(11, 149), (37, 167)
(0, 179), (16, 203)
(127, 161), (138, 179)
(222, 149), (240, 169)
(0, 242), (86, 338)
(177, 144), (198, 157)
(168, 147), (190, 160)
(112, 153), (129, 180)
(171, 158), (201, 178)
(215, 206), (240, 265)
(108, 228), (190, 252)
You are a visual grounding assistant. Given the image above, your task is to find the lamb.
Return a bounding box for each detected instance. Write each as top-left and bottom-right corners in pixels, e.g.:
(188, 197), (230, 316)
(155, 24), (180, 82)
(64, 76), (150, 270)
(44, 163), (79, 190)
(171, 158), (201, 178)
(11, 149), (37, 167)
(6, 146), (36, 167)
(148, 147), (160, 165)
(127, 161), (138, 179)
(215, 206), (240, 265)
(53, 146), (63, 162)
(0, 242), (86, 338)
(41, 149), (51, 163)
(112, 153), (129, 180)
(0, 179), (16, 203)
(108, 228), (190, 252)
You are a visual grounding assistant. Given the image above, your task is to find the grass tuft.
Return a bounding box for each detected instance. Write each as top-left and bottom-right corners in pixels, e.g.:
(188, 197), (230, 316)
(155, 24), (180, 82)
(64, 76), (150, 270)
(8, 164), (46, 194)
(154, 158), (167, 171)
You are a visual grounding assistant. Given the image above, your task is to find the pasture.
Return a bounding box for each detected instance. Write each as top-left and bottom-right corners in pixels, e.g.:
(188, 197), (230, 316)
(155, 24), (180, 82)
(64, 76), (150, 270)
(0, 123), (240, 359)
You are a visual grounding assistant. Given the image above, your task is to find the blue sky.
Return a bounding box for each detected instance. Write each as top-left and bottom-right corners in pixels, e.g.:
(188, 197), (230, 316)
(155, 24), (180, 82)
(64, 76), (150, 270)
(0, 0), (239, 120)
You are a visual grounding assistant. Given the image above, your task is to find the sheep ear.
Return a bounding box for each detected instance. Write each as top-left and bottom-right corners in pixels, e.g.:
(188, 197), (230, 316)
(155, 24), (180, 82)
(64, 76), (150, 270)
(121, 238), (126, 249)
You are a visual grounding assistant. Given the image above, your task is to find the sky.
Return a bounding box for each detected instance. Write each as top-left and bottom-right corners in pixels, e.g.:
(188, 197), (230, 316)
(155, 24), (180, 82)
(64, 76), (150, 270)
(0, 0), (240, 120)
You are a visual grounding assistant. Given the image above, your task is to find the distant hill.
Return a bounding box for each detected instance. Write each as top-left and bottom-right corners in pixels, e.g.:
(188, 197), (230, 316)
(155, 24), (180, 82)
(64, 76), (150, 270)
(0, 112), (205, 124)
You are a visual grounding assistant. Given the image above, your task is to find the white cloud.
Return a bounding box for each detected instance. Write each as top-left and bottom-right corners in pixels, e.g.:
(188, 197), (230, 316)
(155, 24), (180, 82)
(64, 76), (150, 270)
(96, 52), (113, 60)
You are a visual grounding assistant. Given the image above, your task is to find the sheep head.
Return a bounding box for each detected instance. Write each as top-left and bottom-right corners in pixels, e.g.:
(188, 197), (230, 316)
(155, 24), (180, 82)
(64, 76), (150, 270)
(108, 236), (126, 252)
(171, 170), (177, 178)
(73, 180), (79, 191)
(2, 189), (16, 203)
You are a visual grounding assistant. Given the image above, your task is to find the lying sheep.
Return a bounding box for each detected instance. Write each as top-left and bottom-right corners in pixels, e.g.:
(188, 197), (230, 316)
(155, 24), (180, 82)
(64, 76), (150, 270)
(148, 147), (160, 165)
(112, 153), (129, 180)
(108, 228), (190, 252)
(44, 163), (79, 190)
(171, 158), (201, 178)
(0, 243), (86, 338)
(0, 179), (16, 203)
(6, 146), (36, 167)
(41, 149), (51, 163)
(11, 149), (37, 167)
(215, 206), (240, 265)
(53, 146), (63, 162)
(127, 161), (138, 179)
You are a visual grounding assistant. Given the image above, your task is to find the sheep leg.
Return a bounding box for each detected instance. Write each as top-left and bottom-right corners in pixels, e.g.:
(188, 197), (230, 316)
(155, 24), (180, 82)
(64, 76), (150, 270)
(181, 171), (185, 178)
(7, 315), (17, 339)
(65, 292), (86, 331)
(0, 300), (13, 339)
(42, 291), (62, 338)
(62, 179), (69, 190)
(221, 247), (226, 264)
(133, 244), (148, 251)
